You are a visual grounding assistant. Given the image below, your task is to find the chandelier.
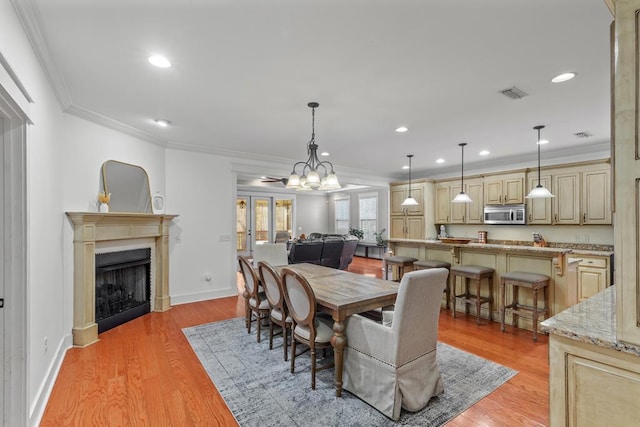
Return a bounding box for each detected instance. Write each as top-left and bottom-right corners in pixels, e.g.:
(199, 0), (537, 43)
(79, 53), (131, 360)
(452, 142), (472, 203)
(525, 125), (555, 199)
(286, 102), (340, 191)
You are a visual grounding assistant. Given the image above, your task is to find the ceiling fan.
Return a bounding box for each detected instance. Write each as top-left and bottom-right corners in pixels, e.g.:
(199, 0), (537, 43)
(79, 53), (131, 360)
(261, 177), (288, 185)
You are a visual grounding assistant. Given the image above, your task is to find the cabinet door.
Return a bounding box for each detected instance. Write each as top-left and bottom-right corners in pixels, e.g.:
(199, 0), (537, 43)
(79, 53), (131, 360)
(450, 183), (466, 223)
(390, 216), (406, 239)
(406, 216), (425, 240)
(466, 179), (484, 224)
(577, 267), (607, 302)
(390, 186), (407, 216)
(582, 169), (611, 224)
(435, 185), (451, 223)
(553, 172), (581, 224)
(527, 175), (552, 224)
(406, 185), (424, 216)
(484, 179), (503, 205)
(503, 176), (524, 204)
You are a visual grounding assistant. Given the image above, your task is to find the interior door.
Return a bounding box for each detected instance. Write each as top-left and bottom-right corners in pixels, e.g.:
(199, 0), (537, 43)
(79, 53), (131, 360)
(274, 198), (293, 240)
(236, 197), (250, 257)
(252, 197), (271, 250)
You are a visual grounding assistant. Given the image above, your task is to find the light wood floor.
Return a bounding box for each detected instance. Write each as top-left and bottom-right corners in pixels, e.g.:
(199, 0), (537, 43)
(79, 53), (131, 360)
(41, 257), (549, 426)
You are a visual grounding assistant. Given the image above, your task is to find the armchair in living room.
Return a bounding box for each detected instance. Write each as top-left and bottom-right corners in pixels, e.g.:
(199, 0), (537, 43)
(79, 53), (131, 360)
(342, 268), (448, 420)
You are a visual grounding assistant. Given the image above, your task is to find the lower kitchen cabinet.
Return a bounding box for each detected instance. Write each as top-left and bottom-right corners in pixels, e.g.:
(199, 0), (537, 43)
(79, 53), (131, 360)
(576, 256), (610, 302)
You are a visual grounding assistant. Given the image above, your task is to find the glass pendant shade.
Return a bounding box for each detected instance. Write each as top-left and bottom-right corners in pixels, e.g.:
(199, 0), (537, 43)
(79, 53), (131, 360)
(452, 142), (472, 203)
(525, 125), (555, 199)
(286, 173), (301, 189)
(401, 154), (419, 206)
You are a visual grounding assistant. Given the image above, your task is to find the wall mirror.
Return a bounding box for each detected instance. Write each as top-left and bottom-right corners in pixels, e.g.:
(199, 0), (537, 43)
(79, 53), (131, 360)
(101, 160), (152, 213)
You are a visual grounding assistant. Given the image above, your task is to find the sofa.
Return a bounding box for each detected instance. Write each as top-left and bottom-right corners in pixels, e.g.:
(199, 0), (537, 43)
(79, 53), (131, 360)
(288, 234), (359, 270)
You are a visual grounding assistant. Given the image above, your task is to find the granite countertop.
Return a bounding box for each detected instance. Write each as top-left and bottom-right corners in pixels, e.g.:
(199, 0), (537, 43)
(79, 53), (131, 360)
(541, 286), (640, 357)
(570, 249), (615, 257)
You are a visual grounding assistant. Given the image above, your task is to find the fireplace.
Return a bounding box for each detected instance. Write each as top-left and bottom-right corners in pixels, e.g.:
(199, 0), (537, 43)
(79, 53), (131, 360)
(95, 248), (151, 333)
(66, 212), (177, 347)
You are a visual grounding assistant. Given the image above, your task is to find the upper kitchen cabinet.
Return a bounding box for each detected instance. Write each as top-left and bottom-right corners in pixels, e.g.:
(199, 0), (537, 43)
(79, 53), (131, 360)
(435, 182), (453, 223)
(466, 178), (484, 224)
(552, 171), (581, 224)
(484, 172), (525, 205)
(435, 178), (483, 224)
(526, 174), (553, 224)
(390, 182), (424, 216)
(582, 166), (611, 224)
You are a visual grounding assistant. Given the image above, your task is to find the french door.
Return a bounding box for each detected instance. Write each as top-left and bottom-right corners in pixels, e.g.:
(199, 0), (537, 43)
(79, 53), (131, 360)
(236, 194), (294, 257)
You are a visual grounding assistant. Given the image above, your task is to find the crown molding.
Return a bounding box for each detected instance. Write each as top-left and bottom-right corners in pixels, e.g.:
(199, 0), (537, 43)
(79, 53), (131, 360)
(66, 104), (168, 146)
(10, 0), (72, 109)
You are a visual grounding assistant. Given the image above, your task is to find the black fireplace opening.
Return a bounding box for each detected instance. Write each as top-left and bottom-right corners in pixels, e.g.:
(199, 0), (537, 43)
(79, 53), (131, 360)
(95, 248), (151, 334)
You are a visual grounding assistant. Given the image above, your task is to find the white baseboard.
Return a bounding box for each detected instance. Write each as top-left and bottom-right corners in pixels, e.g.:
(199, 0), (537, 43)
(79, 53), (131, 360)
(29, 333), (73, 427)
(170, 288), (239, 306)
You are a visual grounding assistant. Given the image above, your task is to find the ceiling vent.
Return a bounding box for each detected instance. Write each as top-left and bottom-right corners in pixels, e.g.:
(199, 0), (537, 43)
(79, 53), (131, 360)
(574, 131), (593, 138)
(498, 86), (528, 100)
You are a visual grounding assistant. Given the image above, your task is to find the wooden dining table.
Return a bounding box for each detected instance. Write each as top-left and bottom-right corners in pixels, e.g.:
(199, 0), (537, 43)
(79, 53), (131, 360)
(276, 263), (399, 397)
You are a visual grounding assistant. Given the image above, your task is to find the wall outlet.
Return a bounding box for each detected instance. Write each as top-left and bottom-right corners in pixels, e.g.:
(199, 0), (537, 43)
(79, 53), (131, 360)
(205, 273), (212, 282)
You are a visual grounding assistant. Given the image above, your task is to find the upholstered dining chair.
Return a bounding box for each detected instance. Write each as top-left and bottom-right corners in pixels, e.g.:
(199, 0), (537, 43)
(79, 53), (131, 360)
(342, 268), (448, 420)
(238, 255), (270, 342)
(274, 230), (290, 244)
(253, 243), (289, 267)
(258, 261), (293, 361)
(281, 267), (334, 390)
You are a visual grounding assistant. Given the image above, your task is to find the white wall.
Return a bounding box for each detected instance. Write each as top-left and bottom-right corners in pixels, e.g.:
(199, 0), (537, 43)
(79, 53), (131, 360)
(294, 193), (329, 237)
(165, 148), (237, 304)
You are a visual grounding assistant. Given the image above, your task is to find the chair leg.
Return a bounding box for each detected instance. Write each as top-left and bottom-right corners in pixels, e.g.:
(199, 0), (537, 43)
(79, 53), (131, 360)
(488, 277), (493, 322)
(500, 281), (506, 332)
(445, 272), (451, 310)
(256, 312), (262, 343)
(452, 274), (457, 318)
(475, 278), (481, 325)
(247, 311), (253, 334)
(532, 288), (539, 341)
(311, 346), (316, 390)
(269, 320), (274, 350)
(290, 339), (297, 373)
(464, 278), (470, 316)
(283, 325), (288, 362)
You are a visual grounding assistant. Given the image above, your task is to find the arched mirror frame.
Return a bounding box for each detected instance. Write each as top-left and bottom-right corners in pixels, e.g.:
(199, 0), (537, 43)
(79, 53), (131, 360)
(101, 160), (153, 213)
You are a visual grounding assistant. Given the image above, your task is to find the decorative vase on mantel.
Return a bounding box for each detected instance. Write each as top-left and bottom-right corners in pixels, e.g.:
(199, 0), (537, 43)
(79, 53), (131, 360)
(99, 203), (109, 213)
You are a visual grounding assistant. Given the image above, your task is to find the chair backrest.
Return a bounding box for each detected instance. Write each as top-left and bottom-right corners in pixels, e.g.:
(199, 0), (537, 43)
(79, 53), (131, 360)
(339, 236), (359, 270)
(238, 255), (260, 299)
(274, 230), (290, 243)
(320, 237), (344, 269)
(253, 243), (289, 267)
(391, 268), (448, 363)
(257, 261), (285, 312)
(281, 268), (316, 332)
(288, 241), (324, 264)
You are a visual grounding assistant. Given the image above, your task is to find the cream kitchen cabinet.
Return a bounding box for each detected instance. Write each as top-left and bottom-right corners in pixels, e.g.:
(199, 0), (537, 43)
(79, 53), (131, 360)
(552, 171), (581, 225)
(390, 215), (424, 240)
(484, 172), (525, 205)
(582, 167), (611, 224)
(576, 256), (611, 302)
(526, 174), (553, 224)
(390, 182), (424, 216)
(435, 179), (483, 224)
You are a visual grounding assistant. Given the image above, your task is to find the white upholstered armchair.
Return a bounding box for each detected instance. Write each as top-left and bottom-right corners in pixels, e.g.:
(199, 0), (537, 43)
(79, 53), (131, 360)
(343, 268), (448, 420)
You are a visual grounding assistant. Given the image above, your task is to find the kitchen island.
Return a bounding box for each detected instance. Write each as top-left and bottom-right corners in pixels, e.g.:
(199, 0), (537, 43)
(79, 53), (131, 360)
(387, 238), (612, 330)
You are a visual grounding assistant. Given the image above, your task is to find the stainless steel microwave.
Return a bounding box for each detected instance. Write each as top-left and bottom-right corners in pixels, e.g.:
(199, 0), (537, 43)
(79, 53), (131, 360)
(483, 204), (527, 225)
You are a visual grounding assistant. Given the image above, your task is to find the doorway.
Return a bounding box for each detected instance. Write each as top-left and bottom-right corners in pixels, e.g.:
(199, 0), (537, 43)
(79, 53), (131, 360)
(236, 194), (294, 257)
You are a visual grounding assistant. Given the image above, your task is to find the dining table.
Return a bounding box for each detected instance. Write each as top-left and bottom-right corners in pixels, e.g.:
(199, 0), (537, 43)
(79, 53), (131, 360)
(275, 263), (399, 397)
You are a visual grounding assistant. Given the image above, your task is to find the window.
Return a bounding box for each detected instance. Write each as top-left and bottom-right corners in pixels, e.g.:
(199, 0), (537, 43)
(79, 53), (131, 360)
(359, 194), (377, 242)
(335, 198), (350, 234)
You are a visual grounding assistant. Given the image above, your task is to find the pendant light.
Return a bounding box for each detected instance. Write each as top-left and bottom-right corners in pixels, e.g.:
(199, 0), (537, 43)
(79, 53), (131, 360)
(452, 142), (472, 203)
(401, 154), (419, 206)
(525, 125), (555, 199)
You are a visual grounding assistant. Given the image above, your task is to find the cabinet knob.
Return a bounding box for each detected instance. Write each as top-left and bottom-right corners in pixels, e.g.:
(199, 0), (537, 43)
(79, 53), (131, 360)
(499, 195), (502, 203)
(583, 213), (587, 222)
(529, 214), (532, 222)
(554, 213), (558, 223)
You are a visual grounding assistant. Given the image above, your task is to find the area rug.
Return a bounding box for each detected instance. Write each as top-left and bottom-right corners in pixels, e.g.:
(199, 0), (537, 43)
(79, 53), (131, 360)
(183, 318), (517, 426)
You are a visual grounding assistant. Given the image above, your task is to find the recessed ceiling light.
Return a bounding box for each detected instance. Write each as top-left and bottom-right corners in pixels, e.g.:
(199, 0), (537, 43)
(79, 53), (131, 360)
(395, 126), (408, 133)
(551, 72), (576, 83)
(320, 152), (329, 156)
(148, 55), (171, 68)
(479, 150), (490, 156)
(436, 158), (445, 164)
(154, 119), (170, 127)
(402, 165), (410, 169)
(537, 139), (549, 145)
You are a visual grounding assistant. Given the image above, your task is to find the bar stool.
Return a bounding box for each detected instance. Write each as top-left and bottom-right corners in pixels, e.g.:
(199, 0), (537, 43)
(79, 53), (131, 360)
(451, 265), (495, 325)
(384, 256), (418, 281)
(414, 260), (452, 309)
(500, 271), (550, 341)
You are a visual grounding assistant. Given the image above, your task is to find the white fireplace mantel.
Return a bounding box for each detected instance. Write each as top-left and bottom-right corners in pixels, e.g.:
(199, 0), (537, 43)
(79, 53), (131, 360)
(66, 212), (178, 347)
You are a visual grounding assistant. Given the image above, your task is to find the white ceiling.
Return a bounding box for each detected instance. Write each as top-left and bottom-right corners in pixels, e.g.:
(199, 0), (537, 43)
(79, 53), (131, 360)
(24, 0), (613, 188)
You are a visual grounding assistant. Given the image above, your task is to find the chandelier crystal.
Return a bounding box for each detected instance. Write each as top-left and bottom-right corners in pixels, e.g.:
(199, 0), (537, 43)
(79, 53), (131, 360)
(286, 102), (340, 191)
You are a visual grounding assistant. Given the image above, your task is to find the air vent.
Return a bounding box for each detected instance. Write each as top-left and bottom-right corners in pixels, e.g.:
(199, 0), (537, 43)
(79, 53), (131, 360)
(574, 131), (593, 138)
(498, 86), (528, 100)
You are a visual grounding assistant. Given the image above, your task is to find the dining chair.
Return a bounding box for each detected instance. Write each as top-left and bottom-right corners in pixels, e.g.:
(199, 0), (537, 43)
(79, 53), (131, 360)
(274, 230), (290, 244)
(342, 268), (448, 420)
(281, 267), (334, 390)
(238, 255), (270, 342)
(253, 243), (289, 267)
(258, 261), (293, 361)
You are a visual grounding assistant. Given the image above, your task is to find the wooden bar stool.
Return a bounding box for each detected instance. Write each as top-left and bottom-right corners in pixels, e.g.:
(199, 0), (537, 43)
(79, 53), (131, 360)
(500, 271), (550, 341)
(414, 260), (452, 309)
(451, 265), (495, 325)
(384, 256), (418, 281)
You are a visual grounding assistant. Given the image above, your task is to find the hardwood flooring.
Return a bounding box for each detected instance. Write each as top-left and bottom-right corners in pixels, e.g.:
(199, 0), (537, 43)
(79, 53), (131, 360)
(41, 257), (549, 426)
